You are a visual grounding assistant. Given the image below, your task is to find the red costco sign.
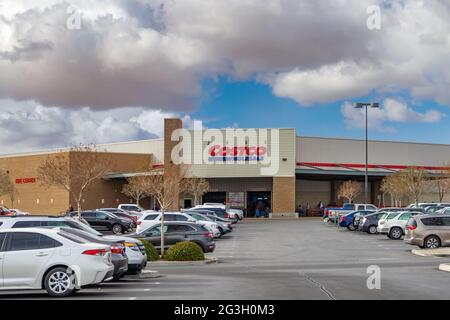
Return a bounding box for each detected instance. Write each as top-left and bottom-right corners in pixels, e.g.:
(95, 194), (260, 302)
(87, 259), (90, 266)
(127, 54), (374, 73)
(16, 178), (36, 184)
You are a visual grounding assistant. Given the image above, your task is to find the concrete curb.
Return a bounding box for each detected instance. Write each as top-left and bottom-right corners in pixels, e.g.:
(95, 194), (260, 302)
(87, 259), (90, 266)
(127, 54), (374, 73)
(412, 248), (450, 257)
(146, 257), (219, 266)
(439, 263), (450, 273)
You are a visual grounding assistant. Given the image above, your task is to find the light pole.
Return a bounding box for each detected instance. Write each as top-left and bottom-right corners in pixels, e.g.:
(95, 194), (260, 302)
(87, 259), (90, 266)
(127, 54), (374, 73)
(355, 102), (379, 204)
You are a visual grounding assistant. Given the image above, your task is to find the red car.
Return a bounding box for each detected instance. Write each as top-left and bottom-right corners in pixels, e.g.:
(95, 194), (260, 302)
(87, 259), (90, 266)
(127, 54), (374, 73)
(0, 207), (13, 216)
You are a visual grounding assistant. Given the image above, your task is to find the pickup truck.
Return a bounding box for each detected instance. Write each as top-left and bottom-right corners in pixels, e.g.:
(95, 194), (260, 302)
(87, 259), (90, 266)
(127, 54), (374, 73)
(326, 203), (377, 223)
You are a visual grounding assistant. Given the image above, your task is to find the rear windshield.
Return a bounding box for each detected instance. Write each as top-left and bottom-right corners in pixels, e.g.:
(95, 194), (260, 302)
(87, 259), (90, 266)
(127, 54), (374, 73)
(57, 230), (90, 244)
(144, 214), (159, 220)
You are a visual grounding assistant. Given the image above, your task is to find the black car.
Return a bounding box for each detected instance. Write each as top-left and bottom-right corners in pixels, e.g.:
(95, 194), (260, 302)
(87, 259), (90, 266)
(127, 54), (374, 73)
(130, 222), (216, 253)
(58, 227), (128, 280)
(97, 208), (137, 227)
(359, 212), (391, 234)
(67, 210), (134, 234)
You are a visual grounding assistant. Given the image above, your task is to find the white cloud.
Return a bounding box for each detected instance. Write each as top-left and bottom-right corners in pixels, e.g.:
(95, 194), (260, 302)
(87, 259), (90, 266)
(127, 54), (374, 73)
(1, 0), (450, 110)
(341, 98), (445, 132)
(0, 99), (195, 154)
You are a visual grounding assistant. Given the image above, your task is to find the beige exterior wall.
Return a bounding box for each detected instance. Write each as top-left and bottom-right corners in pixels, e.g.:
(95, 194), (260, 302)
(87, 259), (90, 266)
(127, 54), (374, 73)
(297, 136), (450, 167)
(100, 139), (164, 163)
(272, 177), (296, 216)
(187, 128), (296, 178)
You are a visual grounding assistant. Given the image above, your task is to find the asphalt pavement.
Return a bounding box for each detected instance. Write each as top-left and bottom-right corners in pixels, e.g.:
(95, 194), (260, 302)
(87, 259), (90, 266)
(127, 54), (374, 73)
(2, 218), (450, 300)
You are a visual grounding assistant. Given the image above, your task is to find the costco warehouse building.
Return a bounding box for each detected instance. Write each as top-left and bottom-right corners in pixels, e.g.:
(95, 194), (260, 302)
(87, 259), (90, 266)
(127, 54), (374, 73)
(1, 118), (450, 217)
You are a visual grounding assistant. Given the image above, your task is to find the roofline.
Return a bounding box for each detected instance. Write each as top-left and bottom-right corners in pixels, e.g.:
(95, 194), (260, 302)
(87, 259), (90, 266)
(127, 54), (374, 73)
(297, 135), (450, 148)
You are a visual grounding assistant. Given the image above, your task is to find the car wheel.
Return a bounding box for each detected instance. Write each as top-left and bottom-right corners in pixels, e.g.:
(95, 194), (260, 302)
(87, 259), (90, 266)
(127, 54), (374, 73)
(347, 224), (356, 231)
(44, 267), (76, 297)
(218, 227), (224, 235)
(389, 227), (403, 240)
(424, 235), (441, 249)
(368, 225), (377, 234)
(112, 224), (123, 234)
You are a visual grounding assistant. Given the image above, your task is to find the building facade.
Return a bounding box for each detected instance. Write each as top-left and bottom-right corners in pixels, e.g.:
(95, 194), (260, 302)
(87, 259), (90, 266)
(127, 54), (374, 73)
(0, 118), (449, 216)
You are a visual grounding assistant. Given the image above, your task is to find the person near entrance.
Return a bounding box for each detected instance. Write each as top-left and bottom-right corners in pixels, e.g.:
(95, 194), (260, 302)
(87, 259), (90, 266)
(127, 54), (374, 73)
(297, 204), (305, 217)
(255, 203), (263, 218)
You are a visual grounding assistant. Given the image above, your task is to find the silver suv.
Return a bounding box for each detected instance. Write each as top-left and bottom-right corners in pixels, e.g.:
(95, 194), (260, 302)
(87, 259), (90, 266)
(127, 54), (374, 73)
(0, 216), (147, 273)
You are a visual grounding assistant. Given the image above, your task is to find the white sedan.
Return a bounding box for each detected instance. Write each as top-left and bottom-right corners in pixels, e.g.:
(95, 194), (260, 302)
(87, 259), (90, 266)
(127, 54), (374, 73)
(0, 228), (114, 297)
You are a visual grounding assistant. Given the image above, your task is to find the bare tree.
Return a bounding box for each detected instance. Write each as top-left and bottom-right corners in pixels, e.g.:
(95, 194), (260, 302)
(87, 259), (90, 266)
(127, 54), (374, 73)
(380, 172), (408, 206)
(337, 180), (362, 204)
(183, 177), (210, 206)
(433, 164), (450, 202)
(122, 176), (150, 205)
(399, 167), (429, 206)
(0, 169), (14, 206)
(144, 167), (188, 257)
(37, 145), (112, 218)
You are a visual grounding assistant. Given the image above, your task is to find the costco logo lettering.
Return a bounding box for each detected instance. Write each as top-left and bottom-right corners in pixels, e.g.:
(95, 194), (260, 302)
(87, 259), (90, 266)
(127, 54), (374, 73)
(208, 145), (267, 162)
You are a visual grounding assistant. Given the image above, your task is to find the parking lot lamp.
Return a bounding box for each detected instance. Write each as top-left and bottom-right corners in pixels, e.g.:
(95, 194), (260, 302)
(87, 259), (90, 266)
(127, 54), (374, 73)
(355, 102), (380, 204)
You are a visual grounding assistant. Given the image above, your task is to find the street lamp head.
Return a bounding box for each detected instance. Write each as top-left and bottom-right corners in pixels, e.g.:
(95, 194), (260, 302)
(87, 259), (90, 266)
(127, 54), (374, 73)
(355, 102), (366, 108)
(371, 102), (380, 108)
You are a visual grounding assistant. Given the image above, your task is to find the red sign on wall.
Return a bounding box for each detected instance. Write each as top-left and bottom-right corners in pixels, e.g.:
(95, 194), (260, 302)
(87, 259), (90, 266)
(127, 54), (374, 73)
(15, 178), (36, 184)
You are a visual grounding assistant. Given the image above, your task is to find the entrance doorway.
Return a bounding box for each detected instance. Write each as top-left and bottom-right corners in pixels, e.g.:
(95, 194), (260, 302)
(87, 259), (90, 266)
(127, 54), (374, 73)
(247, 191), (271, 217)
(202, 192), (226, 205)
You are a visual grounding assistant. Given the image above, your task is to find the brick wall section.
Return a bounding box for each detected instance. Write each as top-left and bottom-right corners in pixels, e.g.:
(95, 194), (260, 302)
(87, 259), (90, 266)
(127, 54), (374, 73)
(70, 152), (153, 212)
(0, 151), (152, 215)
(272, 177), (296, 216)
(164, 118), (182, 211)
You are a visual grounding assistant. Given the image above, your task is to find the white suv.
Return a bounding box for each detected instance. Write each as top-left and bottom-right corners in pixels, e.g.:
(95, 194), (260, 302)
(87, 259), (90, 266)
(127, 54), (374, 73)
(378, 211), (423, 240)
(136, 212), (221, 238)
(0, 228), (114, 297)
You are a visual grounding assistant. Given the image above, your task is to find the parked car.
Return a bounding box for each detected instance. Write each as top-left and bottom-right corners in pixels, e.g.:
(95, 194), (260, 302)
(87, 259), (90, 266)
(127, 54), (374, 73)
(424, 205), (449, 214)
(0, 215), (148, 274)
(58, 227), (128, 280)
(185, 211), (232, 235)
(338, 211), (365, 230)
(358, 211), (390, 234)
(136, 212), (195, 234)
(187, 207), (232, 221)
(130, 221), (216, 253)
(327, 203), (377, 223)
(407, 203), (450, 209)
(97, 208), (138, 226)
(0, 206), (13, 216)
(67, 210), (134, 234)
(186, 206), (232, 224)
(351, 210), (376, 228)
(405, 214), (450, 248)
(226, 208), (244, 220)
(184, 208), (234, 224)
(378, 211), (423, 240)
(136, 212), (221, 238)
(117, 204), (154, 217)
(10, 209), (30, 216)
(0, 228), (114, 297)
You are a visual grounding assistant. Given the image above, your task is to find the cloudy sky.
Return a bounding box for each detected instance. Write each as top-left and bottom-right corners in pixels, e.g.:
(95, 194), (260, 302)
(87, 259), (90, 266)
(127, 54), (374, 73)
(0, 0), (449, 154)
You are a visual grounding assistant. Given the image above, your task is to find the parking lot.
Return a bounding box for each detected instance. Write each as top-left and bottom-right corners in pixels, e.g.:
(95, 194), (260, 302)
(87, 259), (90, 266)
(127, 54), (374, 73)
(2, 218), (450, 300)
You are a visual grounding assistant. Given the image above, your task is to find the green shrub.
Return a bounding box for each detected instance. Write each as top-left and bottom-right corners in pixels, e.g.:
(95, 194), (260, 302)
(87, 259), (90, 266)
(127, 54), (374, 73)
(138, 239), (159, 261)
(164, 242), (205, 261)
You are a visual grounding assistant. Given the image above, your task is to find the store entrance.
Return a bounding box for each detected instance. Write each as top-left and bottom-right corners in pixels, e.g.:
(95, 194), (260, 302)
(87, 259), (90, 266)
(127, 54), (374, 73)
(247, 191), (271, 217)
(202, 192), (226, 205)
